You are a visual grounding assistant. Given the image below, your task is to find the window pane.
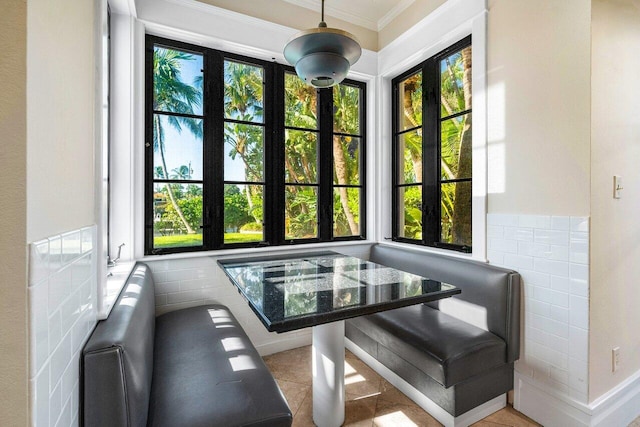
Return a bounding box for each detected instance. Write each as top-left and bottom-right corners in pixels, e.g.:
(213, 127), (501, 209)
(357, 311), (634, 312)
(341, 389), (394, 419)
(153, 115), (202, 180)
(153, 183), (203, 248)
(285, 72), (318, 129)
(441, 112), (471, 180)
(224, 61), (264, 123)
(285, 186), (318, 239)
(441, 181), (471, 246)
(333, 188), (360, 237)
(397, 131), (422, 184)
(285, 130), (318, 183)
(224, 184), (264, 244)
(440, 46), (472, 117)
(224, 123), (264, 181)
(397, 186), (422, 239)
(398, 72), (422, 131)
(333, 136), (360, 185)
(153, 46), (203, 116)
(333, 84), (360, 135)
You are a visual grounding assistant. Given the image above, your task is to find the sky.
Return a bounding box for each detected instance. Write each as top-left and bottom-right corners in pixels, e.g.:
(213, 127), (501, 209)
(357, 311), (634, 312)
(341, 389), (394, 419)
(154, 47), (250, 183)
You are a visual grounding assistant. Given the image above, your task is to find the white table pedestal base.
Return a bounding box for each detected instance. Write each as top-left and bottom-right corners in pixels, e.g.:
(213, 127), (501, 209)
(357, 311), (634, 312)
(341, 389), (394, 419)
(312, 320), (345, 427)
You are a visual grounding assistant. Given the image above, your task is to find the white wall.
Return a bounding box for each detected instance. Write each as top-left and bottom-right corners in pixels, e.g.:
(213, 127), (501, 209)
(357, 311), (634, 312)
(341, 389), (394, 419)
(589, 0), (640, 402)
(25, 0), (100, 425)
(27, 0), (97, 243)
(0, 0), (28, 424)
(486, 0), (591, 216)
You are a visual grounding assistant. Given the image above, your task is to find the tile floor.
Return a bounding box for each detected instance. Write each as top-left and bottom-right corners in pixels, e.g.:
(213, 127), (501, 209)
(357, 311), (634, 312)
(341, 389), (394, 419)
(263, 346), (541, 427)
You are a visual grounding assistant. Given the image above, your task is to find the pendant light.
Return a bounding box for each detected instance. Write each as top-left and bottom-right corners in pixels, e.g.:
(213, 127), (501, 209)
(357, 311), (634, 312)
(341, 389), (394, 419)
(283, 0), (361, 88)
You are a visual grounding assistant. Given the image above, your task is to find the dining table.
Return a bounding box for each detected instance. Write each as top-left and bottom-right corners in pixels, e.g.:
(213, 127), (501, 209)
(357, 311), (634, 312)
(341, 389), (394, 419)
(218, 251), (460, 427)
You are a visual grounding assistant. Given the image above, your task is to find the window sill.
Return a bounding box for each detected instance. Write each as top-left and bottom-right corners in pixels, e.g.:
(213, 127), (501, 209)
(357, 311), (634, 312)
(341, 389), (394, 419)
(379, 240), (487, 263)
(99, 261), (136, 320)
(139, 240), (376, 262)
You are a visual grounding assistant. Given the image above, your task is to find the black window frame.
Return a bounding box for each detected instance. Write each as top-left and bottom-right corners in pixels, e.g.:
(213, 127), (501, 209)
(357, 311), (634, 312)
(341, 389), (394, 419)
(391, 35), (472, 253)
(145, 35), (366, 255)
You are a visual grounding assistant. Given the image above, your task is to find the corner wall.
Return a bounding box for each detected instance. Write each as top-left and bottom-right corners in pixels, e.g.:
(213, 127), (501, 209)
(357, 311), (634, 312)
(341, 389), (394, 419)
(486, 0), (591, 216)
(486, 0), (593, 424)
(590, 0), (640, 402)
(26, 0), (97, 243)
(0, 0), (28, 424)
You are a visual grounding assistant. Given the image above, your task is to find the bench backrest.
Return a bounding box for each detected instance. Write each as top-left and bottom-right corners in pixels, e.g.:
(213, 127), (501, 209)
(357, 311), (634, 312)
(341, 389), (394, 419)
(369, 244), (521, 363)
(83, 263), (156, 426)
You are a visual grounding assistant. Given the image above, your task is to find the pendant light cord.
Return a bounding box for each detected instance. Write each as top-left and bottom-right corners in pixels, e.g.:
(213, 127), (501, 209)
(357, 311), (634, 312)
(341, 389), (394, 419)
(319, 0), (327, 28)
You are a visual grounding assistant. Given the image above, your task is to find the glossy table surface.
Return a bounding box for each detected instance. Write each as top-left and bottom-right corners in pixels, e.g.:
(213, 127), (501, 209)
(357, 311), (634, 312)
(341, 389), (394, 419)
(218, 251), (461, 333)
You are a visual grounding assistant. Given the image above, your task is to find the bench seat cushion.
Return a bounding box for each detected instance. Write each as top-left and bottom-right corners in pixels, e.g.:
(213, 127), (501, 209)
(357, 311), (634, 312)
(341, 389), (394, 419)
(347, 304), (506, 388)
(148, 304), (292, 427)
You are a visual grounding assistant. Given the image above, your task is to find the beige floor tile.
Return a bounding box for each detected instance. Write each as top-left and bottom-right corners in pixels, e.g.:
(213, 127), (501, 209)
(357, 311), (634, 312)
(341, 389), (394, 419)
(264, 346), (313, 385)
(475, 405), (541, 427)
(292, 392), (315, 427)
(373, 399), (442, 427)
(345, 394), (378, 427)
(377, 379), (418, 407)
(345, 352), (383, 398)
(266, 346), (541, 427)
(276, 378), (311, 416)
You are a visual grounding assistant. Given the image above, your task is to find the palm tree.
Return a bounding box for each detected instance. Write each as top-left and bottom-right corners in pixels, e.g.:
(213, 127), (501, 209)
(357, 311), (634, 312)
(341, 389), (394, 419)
(224, 61), (264, 224)
(450, 47), (472, 245)
(153, 47), (202, 234)
(333, 85), (360, 236)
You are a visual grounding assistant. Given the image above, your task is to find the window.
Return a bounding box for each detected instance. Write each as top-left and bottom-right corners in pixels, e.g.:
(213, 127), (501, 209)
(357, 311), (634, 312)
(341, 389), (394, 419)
(392, 36), (472, 252)
(145, 36), (366, 254)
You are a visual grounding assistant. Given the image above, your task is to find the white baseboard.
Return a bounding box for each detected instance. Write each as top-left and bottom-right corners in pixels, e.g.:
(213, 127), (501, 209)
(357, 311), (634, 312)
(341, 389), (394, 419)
(256, 333), (312, 356)
(514, 370), (640, 427)
(345, 338), (506, 427)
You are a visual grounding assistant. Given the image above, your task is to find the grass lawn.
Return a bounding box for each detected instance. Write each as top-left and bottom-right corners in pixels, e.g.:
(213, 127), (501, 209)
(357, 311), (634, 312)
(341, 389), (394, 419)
(154, 232), (262, 248)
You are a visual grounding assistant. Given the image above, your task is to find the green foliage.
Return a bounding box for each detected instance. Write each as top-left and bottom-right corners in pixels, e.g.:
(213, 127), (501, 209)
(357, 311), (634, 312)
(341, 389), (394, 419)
(398, 45), (472, 245)
(160, 193), (202, 233)
(154, 233), (203, 248)
(240, 222), (263, 232)
(153, 50), (364, 246)
(285, 187), (318, 239)
(401, 186), (423, 239)
(224, 185), (251, 231)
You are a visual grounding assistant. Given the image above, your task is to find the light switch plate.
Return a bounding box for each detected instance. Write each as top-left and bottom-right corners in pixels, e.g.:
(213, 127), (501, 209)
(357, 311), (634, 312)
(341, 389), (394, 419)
(614, 176), (623, 199)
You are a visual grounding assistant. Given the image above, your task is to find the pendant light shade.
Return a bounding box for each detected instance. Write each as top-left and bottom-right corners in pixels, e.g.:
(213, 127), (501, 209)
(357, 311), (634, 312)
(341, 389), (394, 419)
(283, 0), (361, 88)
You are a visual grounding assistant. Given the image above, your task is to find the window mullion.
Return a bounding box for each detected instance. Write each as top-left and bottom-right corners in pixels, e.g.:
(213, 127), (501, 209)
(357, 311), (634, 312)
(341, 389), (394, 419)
(144, 37), (155, 253)
(208, 50), (225, 249)
(422, 59), (440, 247)
(318, 87), (334, 242)
(266, 63), (283, 246)
(391, 83), (399, 240)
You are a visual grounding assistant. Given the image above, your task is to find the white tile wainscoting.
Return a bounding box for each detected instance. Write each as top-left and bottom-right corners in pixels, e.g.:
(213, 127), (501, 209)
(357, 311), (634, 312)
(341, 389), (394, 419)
(28, 226), (97, 427)
(145, 244), (372, 356)
(487, 214), (591, 425)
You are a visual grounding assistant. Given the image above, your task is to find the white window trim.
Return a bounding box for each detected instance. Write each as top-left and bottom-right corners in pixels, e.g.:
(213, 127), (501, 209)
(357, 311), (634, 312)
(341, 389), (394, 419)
(95, 0), (109, 316)
(376, 0), (488, 261)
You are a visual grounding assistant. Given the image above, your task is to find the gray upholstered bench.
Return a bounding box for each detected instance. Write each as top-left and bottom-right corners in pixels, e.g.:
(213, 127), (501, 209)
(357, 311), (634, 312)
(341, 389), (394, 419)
(345, 244), (521, 427)
(82, 263), (292, 427)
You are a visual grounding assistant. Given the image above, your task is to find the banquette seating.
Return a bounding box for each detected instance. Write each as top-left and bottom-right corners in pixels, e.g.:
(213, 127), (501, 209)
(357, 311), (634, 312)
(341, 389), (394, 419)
(345, 244), (521, 427)
(81, 263), (292, 427)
